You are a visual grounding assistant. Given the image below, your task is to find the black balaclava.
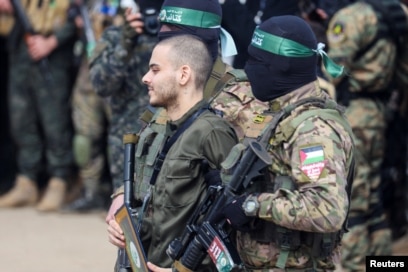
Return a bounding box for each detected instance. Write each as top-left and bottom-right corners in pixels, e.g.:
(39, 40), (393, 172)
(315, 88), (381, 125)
(244, 15), (318, 102)
(157, 0), (222, 61)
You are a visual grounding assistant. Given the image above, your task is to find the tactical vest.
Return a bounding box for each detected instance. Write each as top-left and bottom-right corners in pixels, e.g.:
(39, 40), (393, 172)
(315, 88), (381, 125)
(22, 0), (70, 35)
(134, 110), (167, 201)
(0, 13), (14, 36)
(221, 97), (355, 269)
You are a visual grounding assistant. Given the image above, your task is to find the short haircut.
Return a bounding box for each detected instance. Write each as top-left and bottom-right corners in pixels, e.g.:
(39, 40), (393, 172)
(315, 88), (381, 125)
(157, 35), (213, 90)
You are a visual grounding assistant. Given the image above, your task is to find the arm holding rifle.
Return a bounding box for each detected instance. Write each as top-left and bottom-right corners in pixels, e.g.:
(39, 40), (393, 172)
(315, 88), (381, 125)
(107, 192), (126, 249)
(106, 132), (139, 249)
(9, 0), (76, 87)
(25, 34), (58, 61)
(164, 134), (272, 272)
(10, 0), (76, 60)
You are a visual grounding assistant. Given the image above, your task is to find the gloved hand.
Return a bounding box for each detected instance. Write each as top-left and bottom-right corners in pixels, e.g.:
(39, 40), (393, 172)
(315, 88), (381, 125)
(204, 169), (222, 186)
(223, 194), (252, 231)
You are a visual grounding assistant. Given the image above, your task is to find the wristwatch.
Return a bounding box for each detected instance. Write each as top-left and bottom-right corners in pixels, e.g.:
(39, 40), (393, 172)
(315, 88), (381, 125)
(242, 195), (260, 217)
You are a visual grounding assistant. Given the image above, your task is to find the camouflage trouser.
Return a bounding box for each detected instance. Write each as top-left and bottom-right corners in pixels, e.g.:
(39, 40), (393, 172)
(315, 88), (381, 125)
(341, 98), (392, 272)
(235, 232), (338, 272)
(341, 224), (392, 272)
(8, 45), (74, 181)
(72, 58), (111, 194)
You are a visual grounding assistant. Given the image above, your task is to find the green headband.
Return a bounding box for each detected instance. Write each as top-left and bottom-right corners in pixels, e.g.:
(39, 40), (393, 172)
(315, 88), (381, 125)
(159, 6), (221, 28)
(251, 28), (344, 78)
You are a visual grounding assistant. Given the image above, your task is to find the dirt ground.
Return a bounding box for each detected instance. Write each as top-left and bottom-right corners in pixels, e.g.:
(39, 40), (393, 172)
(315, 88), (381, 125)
(0, 207), (407, 272)
(0, 207), (117, 272)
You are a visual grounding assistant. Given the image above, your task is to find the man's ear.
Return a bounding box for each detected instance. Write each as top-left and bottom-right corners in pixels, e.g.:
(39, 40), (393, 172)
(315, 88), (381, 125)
(179, 64), (192, 86)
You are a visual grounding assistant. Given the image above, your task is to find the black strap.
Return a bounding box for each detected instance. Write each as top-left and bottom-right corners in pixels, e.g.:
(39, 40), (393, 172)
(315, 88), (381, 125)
(342, 158), (355, 233)
(149, 106), (209, 185)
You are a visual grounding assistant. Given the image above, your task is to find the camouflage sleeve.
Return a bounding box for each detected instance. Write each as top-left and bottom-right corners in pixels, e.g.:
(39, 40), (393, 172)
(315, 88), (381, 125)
(88, 26), (129, 97)
(258, 118), (350, 233)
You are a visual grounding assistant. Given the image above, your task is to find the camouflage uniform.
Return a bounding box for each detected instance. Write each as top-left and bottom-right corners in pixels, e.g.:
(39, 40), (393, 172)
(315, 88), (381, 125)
(326, 2), (396, 271)
(210, 71), (269, 141)
(89, 27), (157, 190)
(7, 0), (76, 184)
(66, 1), (121, 210)
(71, 56), (111, 199)
(225, 82), (354, 271)
(210, 70), (336, 141)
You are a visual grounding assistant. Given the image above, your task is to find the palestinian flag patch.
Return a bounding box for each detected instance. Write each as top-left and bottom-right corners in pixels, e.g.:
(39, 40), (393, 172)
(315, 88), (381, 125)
(299, 145), (326, 180)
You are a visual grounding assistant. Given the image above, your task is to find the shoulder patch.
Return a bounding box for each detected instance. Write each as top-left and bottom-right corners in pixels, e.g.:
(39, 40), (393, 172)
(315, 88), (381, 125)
(327, 21), (346, 44)
(299, 145), (326, 180)
(332, 22), (344, 36)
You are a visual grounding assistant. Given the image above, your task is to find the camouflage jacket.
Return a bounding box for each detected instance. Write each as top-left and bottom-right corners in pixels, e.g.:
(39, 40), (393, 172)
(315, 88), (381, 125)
(89, 26), (157, 135)
(210, 75), (270, 141)
(232, 81), (354, 271)
(326, 1), (397, 93)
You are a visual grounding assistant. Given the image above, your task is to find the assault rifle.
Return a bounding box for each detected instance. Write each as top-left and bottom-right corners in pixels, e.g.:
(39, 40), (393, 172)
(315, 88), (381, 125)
(114, 133), (149, 272)
(166, 139), (272, 271)
(10, 0), (53, 85)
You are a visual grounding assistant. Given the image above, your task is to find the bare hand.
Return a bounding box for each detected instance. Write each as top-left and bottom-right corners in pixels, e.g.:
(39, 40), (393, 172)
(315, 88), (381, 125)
(106, 195), (125, 248)
(124, 7), (144, 34)
(105, 194), (124, 223)
(107, 218), (125, 248)
(0, 0), (13, 13)
(147, 262), (172, 272)
(26, 35), (58, 61)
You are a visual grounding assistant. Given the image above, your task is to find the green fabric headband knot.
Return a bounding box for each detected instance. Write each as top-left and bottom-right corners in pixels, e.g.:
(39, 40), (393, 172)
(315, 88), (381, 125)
(159, 6), (221, 28)
(251, 28), (344, 78)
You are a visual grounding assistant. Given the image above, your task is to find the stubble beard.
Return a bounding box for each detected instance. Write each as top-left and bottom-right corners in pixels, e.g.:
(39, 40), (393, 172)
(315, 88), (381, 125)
(149, 82), (179, 110)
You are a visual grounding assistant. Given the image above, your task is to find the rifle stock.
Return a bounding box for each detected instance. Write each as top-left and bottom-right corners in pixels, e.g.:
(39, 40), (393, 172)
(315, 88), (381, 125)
(10, 0), (53, 85)
(167, 140), (272, 272)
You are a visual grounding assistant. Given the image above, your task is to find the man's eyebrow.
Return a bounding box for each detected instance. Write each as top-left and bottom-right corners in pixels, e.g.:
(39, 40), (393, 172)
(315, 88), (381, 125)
(149, 63), (159, 69)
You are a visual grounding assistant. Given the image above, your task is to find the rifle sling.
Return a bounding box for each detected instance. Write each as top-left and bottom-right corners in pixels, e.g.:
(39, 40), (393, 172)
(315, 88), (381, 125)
(149, 106), (209, 185)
